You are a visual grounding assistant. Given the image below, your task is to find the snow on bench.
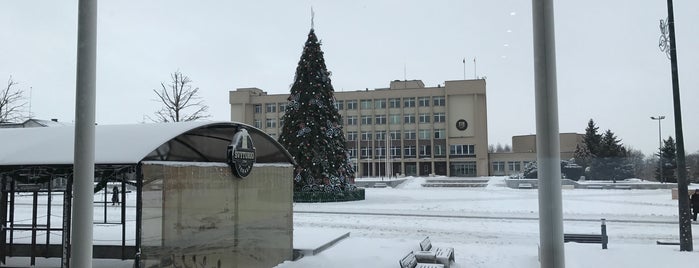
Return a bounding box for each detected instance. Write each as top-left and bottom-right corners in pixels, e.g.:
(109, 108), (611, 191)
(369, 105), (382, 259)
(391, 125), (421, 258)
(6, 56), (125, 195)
(518, 183), (533, 189)
(418, 236), (454, 268)
(399, 251), (444, 268)
(613, 185), (632, 190)
(374, 182), (388, 188)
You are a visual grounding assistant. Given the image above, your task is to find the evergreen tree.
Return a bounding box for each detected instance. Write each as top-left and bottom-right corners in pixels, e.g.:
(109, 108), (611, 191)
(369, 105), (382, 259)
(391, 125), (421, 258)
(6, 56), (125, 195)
(595, 130), (632, 181)
(279, 28), (354, 191)
(583, 119), (602, 156)
(574, 119), (601, 170)
(655, 136), (677, 183)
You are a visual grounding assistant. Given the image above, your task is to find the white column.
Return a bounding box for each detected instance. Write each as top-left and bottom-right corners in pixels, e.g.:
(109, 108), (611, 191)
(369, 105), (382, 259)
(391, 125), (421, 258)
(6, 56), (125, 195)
(532, 0), (565, 267)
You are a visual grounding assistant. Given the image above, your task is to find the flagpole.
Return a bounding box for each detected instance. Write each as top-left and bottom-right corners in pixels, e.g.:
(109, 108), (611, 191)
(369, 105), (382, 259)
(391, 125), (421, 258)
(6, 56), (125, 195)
(473, 57), (477, 79)
(462, 58), (466, 80)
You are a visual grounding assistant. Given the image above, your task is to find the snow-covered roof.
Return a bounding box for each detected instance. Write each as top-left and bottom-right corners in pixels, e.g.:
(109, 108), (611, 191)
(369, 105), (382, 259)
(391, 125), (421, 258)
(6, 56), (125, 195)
(0, 121), (293, 166)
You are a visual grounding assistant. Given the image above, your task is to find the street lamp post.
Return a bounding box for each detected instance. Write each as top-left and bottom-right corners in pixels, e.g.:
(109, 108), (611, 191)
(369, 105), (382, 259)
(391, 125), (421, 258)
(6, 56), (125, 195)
(659, 0), (693, 251)
(650, 116), (665, 183)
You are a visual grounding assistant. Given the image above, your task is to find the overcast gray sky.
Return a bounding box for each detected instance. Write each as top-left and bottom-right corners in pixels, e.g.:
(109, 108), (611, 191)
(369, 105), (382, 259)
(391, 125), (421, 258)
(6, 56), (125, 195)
(2, 0), (698, 156)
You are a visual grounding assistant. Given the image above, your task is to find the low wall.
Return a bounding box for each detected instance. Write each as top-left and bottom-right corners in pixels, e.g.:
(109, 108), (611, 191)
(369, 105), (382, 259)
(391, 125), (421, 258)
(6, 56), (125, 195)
(505, 178), (683, 190)
(354, 179), (406, 188)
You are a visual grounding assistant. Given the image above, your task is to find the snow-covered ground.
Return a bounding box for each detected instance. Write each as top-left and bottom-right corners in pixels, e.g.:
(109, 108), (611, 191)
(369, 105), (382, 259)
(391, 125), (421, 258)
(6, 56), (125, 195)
(5, 176), (699, 267)
(279, 176), (699, 268)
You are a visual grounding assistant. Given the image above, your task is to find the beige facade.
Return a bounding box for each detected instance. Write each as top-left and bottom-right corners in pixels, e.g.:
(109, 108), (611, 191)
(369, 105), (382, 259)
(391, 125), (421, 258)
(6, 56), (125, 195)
(489, 133), (584, 176)
(230, 79), (489, 177)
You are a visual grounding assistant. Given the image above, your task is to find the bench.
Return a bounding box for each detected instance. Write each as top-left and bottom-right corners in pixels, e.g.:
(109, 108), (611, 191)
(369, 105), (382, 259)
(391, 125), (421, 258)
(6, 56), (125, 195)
(613, 185), (632, 190)
(374, 182), (388, 188)
(399, 252), (444, 268)
(564, 219), (608, 249)
(518, 183), (533, 189)
(418, 237), (454, 268)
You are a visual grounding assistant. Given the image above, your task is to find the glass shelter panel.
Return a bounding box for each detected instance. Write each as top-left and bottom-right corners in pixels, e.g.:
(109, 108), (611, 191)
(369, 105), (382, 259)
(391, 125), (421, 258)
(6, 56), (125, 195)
(140, 163), (293, 268)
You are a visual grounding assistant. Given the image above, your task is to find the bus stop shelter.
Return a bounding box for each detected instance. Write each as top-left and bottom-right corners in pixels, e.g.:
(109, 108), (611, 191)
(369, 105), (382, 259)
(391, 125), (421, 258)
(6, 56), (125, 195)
(0, 121), (295, 267)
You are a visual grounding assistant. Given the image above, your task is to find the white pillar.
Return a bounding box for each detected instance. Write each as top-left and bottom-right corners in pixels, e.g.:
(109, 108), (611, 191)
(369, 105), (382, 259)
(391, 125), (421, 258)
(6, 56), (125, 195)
(72, 0), (97, 267)
(532, 0), (565, 267)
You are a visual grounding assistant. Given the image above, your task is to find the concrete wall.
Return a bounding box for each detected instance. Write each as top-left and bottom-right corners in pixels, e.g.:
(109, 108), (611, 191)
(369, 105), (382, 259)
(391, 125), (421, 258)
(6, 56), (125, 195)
(140, 162), (293, 268)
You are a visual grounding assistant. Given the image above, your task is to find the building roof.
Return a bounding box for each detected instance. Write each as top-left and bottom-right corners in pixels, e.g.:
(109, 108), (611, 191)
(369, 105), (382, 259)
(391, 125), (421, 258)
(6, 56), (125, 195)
(0, 118), (72, 128)
(0, 121), (293, 166)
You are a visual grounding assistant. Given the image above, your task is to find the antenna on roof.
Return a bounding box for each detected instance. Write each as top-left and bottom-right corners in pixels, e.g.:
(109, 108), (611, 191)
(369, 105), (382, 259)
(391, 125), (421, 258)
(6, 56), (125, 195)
(403, 63), (407, 81)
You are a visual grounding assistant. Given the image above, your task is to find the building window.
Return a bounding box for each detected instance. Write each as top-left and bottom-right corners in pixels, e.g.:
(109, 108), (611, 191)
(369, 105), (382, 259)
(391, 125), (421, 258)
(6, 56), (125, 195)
(450, 162), (477, 177)
(347, 116), (358, 125)
(254, 104), (262, 114)
(419, 113), (430, 123)
(254, 119), (261, 129)
(360, 99), (373, 109)
(404, 97), (416, 108)
(389, 114), (401, 124)
(508, 161), (521, 171)
(404, 130), (416, 140)
(347, 131), (358, 141)
(450, 144), (475, 156)
(361, 147), (372, 158)
(418, 97), (430, 107)
(375, 131), (386, 141)
(389, 98), (401, 108)
(433, 96), (445, 106)
(278, 103), (287, 113)
(361, 115), (372, 125)
(390, 146), (401, 158)
(434, 145), (445, 156)
(334, 100), (344, 110)
(390, 130), (401, 140)
(375, 115), (387, 125)
(266, 103), (276, 113)
(434, 113), (446, 123)
(419, 145), (431, 157)
(374, 99), (387, 109)
(361, 131), (372, 141)
(347, 100), (358, 110)
(493, 161), (506, 172)
(418, 129), (431, 140)
(404, 146), (417, 158)
(375, 147), (386, 158)
(434, 129), (446, 139)
(404, 114), (416, 124)
(266, 118), (277, 128)
(348, 148), (357, 158)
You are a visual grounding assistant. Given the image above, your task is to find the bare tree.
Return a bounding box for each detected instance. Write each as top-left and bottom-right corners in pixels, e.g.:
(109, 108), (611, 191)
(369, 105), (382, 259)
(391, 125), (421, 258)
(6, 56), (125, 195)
(151, 71), (209, 122)
(1, 76), (27, 123)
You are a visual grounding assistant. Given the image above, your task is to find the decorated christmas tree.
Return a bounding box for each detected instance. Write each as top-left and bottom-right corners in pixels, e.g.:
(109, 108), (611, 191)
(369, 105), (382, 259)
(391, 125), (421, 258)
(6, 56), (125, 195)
(279, 28), (355, 192)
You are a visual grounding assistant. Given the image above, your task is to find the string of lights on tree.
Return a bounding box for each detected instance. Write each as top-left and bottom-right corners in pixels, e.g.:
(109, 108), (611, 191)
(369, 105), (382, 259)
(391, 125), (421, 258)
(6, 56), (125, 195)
(279, 28), (354, 191)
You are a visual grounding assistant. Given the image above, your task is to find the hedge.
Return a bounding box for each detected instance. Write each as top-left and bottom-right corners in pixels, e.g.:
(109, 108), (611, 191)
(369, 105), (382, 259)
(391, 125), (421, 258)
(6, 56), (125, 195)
(293, 188), (365, 203)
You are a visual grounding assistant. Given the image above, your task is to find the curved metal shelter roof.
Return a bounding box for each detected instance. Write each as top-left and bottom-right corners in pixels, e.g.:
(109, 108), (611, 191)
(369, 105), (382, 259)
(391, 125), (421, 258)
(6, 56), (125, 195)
(0, 121), (293, 166)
